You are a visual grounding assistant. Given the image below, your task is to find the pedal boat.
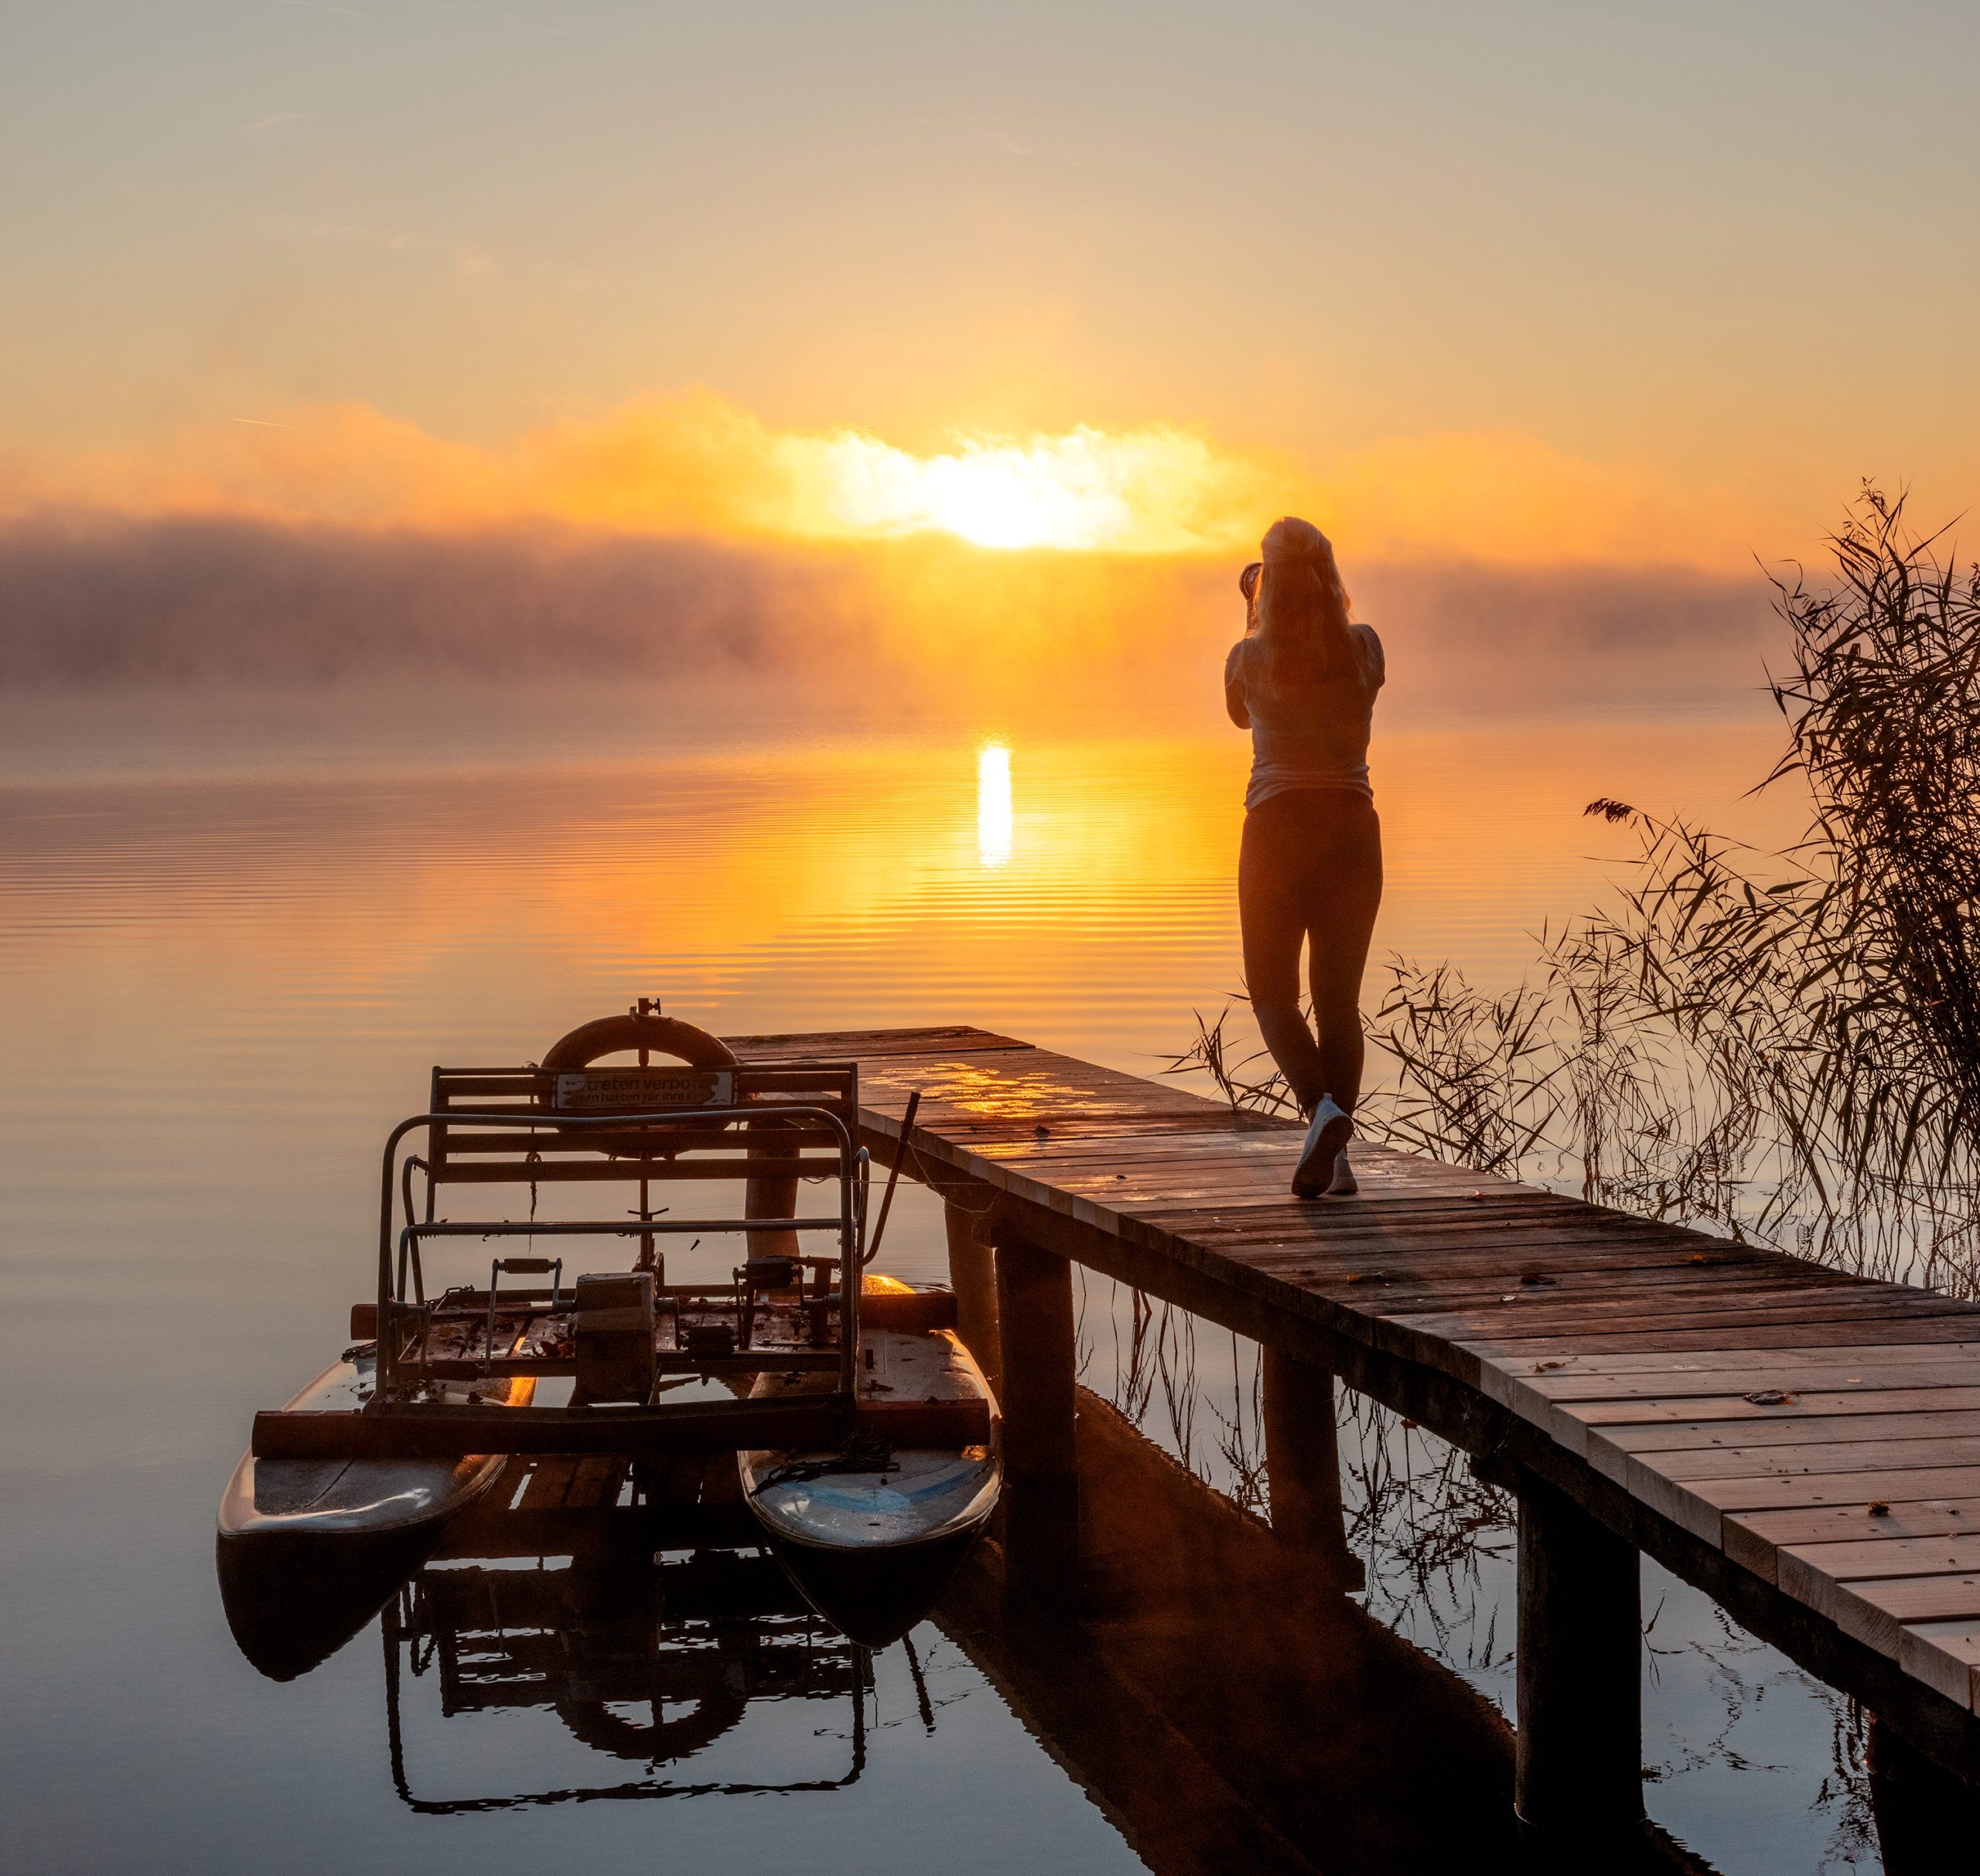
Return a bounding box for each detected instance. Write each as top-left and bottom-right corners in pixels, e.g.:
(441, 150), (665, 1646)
(217, 1005), (999, 1666)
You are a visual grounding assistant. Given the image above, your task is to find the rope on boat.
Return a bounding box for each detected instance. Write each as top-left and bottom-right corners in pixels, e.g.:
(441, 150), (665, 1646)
(757, 1429), (898, 1489)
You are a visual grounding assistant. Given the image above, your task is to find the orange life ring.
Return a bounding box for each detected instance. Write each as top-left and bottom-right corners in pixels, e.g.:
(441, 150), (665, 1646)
(555, 1686), (748, 1763)
(539, 1010), (803, 1259)
(540, 1011), (739, 1074)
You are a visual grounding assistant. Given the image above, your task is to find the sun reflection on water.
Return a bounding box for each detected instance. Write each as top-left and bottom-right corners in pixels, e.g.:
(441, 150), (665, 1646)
(977, 742), (1012, 868)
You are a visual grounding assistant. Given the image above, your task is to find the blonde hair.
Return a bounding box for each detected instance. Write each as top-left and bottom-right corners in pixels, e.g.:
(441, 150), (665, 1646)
(1255, 517), (1354, 687)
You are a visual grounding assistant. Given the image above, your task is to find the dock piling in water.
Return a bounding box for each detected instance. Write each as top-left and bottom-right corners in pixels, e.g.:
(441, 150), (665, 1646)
(1514, 1474), (1644, 1850)
(1868, 1715), (1980, 1875)
(994, 1230), (1080, 1614)
(944, 1197), (1003, 1397)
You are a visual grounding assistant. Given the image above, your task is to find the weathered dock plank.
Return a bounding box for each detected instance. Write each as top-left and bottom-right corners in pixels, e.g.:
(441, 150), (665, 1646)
(729, 1024), (1980, 1779)
(1729, 1501), (1980, 1576)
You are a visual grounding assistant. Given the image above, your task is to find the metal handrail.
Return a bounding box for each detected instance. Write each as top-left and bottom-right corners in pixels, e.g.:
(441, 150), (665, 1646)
(375, 1105), (861, 1397)
(398, 1155), (431, 1303)
(403, 1216), (849, 1240)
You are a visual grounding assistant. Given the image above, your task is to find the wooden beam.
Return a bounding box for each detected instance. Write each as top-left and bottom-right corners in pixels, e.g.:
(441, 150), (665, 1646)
(996, 1236), (1079, 1490)
(945, 1198), (1002, 1396)
(252, 1394), (990, 1460)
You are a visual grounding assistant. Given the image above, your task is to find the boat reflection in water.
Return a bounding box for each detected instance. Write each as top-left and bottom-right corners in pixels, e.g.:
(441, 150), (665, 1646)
(384, 1545), (874, 1810)
(220, 1448), (977, 1813)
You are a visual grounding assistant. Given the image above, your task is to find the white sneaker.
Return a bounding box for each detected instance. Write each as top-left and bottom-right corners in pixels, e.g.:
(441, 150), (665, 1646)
(1293, 1097), (1352, 1198)
(1326, 1149), (1357, 1197)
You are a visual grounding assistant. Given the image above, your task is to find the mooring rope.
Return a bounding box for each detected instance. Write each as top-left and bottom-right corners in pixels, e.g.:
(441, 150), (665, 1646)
(757, 1429), (898, 1488)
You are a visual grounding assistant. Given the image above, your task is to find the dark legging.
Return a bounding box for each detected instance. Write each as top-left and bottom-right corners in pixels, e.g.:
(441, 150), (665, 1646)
(1238, 789), (1383, 1116)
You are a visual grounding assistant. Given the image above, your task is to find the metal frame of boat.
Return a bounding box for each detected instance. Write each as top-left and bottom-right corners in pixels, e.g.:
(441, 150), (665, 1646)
(374, 1087), (866, 1403)
(235, 1012), (993, 1504)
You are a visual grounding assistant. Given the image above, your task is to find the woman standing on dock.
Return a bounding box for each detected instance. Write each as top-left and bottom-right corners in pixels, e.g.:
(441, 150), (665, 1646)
(1224, 517), (1384, 1199)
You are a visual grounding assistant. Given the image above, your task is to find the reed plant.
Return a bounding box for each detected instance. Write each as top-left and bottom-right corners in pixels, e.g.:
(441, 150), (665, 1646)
(1172, 489), (1980, 1294)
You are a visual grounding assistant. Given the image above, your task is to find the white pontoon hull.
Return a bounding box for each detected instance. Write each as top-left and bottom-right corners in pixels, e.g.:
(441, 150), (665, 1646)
(739, 1325), (1002, 1554)
(218, 1349), (531, 1542)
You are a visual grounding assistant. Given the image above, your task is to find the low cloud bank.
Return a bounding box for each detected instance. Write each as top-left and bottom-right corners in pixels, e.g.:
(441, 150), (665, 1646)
(1352, 559), (1782, 711)
(0, 511), (1784, 717)
(0, 513), (845, 686)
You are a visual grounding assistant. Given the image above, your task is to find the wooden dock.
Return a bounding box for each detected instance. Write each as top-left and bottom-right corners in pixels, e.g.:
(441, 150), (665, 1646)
(736, 1023), (1980, 1848)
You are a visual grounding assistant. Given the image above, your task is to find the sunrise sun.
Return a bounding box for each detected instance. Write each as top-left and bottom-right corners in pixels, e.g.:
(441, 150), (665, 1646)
(811, 422), (1263, 553)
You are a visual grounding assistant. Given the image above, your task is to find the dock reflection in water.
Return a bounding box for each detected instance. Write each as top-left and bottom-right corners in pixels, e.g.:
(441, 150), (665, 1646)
(960, 1390), (1525, 1876)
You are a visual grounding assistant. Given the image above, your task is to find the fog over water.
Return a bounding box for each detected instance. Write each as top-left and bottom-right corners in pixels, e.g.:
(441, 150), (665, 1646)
(0, 512), (1781, 723)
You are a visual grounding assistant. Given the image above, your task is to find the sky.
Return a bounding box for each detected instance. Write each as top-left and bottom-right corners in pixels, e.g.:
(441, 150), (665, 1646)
(4, 1), (1978, 583)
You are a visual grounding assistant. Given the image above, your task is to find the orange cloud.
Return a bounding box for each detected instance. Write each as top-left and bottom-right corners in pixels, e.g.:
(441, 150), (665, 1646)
(1318, 431), (1762, 569)
(0, 390), (1765, 568)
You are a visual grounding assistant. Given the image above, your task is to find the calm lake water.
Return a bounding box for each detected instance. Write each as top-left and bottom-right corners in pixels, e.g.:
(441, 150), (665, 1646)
(1, 684), (1885, 1874)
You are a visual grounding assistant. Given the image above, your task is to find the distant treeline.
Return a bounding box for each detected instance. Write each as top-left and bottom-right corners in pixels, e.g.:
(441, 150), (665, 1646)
(0, 509), (1778, 706)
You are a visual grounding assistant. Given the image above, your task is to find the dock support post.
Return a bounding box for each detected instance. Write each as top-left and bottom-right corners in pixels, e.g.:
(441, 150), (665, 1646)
(994, 1232), (1079, 1617)
(1516, 1476), (1643, 1859)
(1261, 1349), (1363, 1591)
(944, 1199), (1002, 1400)
(743, 1125), (801, 1263)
